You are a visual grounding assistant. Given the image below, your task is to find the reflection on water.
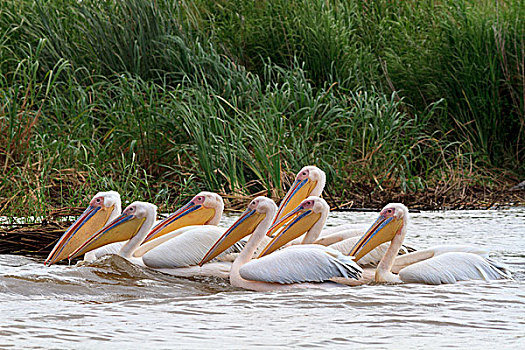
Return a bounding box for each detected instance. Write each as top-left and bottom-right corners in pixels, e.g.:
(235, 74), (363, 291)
(1, 209), (524, 348)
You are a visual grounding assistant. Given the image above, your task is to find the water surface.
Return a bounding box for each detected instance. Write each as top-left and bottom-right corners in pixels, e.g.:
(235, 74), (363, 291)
(1, 209), (524, 349)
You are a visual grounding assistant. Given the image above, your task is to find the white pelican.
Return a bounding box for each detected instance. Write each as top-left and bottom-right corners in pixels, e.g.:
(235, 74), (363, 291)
(338, 203), (512, 285)
(199, 197), (362, 291)
(131, 192), (231, 268)
(259, 196), (404, 266)
(44, 191), (121, 265)
(138, 195), (269, 278)
(67, 201), (157, 265)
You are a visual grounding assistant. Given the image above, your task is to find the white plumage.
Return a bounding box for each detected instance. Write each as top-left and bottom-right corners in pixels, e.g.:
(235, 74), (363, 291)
(240, 244), (362, 284)
(84, 241), (125, 262)
(343, 203), (512, 285)
(142, 226), (224, 268)
(313, 224), (367, 246)
(398, 252), (511, 284)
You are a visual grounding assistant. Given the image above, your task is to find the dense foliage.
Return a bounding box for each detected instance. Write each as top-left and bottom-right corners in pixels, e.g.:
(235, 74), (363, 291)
(0, 0), (523, 216)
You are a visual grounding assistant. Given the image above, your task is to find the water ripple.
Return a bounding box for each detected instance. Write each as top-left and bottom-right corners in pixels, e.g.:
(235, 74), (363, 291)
(1, 208), (525, 348)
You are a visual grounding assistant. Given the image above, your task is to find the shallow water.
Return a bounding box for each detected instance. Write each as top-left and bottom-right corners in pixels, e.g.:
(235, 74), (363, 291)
(1, 209), (524, 349)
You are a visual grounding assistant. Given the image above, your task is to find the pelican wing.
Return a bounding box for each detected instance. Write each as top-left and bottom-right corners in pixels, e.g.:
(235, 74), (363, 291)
(398, 252), (512, 285)
(239, 245), (362, 284)
(392, 244), (490, 273)
(142, 226), (224, 268)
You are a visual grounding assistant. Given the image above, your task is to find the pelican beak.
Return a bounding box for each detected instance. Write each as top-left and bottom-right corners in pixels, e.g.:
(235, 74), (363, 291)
(257, 205), (321, 258)
(44, 205), (115, 265)
(142, 200), (215, 243)
(273, 178), (317, 226)
(68, 213), (146, 260)
(348, 215), (404, 261)
(199, 209), (266, 266)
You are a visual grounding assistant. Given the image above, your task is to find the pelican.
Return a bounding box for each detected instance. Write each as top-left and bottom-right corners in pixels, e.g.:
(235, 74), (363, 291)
(67, 201), (157, 265)
(337, 203), (512, 285)
(44, 191), (121, 265)
(131, 192), (231, 268)
(138, 195), (269, 278)
(199, 197), (362, 291)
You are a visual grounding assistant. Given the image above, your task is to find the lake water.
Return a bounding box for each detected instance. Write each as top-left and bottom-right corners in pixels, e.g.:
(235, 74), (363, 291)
(1, 209), (524, 349)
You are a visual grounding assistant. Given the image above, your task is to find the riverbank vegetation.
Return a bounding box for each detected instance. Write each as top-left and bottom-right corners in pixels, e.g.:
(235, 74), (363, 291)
(0, 0), (523, 217)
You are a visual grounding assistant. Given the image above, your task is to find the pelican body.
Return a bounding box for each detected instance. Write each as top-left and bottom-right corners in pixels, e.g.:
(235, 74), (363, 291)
(343, 204), (512, 285)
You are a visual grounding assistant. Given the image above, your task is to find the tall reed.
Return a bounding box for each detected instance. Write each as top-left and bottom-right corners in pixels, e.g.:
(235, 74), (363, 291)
(0, 0), (522, 217)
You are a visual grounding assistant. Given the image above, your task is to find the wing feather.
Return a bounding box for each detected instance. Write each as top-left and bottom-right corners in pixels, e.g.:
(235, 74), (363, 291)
(239, 245), (362, 284)
(399, 252), (511, 285)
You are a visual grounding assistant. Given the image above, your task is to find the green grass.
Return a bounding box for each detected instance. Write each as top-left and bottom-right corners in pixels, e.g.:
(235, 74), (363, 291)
(0, 0), (523, 217)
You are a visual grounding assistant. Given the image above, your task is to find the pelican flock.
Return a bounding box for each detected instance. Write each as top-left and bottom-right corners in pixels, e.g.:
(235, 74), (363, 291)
(45, 166), (512, 291)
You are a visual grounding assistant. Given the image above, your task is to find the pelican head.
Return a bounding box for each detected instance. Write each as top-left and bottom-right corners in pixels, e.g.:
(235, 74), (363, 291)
(68, 201), (157, 260)
(348, 203), (408, 262)
(199, 197), (277, 266)
(258, 196), (329, 257)
(273, 166), (326, 225)
(45, 191), (121, 265)
(142, 192), (223, 243)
